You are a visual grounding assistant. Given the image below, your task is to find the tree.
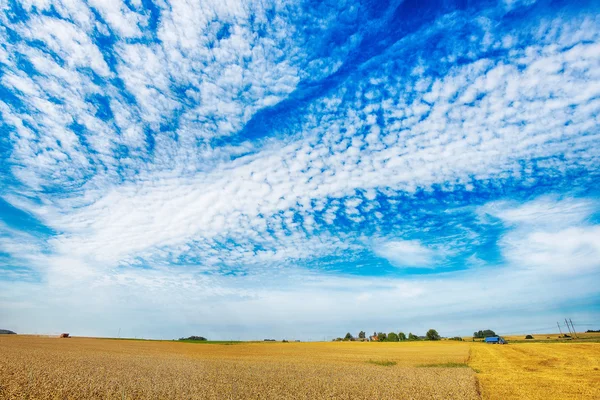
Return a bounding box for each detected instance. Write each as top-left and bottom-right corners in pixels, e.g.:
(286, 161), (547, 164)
(387, 332), (399, 342)
(377, 332), (387, 341)
(473, 329), (496, 338)
(344, 332), (353, 341)
(525, 334), (534, 339)
(426, 329), (440, 341)
(358, 331), (366, 339)
(408, 332), (419, 341)
(398, 332), (407, 341)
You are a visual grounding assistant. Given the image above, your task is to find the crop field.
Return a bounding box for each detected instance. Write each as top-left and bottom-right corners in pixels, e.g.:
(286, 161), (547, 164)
(0, 336), (477, 399)
(470, 341), (600, 400)
(0, 335), (598, 399)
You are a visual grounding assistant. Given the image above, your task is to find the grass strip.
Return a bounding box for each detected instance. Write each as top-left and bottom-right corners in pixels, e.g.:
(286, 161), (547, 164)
(366, 360), (397, 367)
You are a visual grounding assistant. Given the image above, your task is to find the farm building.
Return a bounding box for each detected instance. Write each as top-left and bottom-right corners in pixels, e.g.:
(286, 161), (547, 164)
(484, 336), (506, 344)
(59, 333), (70, 338)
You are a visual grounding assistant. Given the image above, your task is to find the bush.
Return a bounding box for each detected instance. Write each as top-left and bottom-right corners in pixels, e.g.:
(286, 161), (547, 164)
(525, 335), (534, 339)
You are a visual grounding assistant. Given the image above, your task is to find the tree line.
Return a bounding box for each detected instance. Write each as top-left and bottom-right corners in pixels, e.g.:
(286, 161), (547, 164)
(337, 329), (442, 341)
(178, 336), (207, 341)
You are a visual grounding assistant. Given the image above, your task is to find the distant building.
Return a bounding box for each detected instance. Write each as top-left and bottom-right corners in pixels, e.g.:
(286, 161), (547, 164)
(369, 335), (379, 342)
(59, 333), (70, 338)
(484, 336), (506, 344)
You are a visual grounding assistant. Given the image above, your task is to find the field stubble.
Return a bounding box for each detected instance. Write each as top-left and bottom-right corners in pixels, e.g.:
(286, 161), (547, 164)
(0, 336), (478, 400)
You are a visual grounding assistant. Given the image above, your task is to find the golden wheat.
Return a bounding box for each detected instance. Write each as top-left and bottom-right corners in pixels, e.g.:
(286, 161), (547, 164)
(4, 335), (596, 399)
(469, 341), (600, 400)
(0, 335), (477, 399)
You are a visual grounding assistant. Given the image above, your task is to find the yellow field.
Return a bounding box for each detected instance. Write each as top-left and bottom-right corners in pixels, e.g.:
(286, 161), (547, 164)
(1, 335), (598, 399)
(470, 342), (600, 400)
(0, 335), (477, 399)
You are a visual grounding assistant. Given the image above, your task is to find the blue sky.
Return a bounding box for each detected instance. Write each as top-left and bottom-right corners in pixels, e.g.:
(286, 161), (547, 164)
(0, 0), (599, 340)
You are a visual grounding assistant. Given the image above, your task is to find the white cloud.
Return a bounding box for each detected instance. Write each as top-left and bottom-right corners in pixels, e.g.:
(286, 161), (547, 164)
(0, 1), (599, 338)
(483, 196), (600, 275)
(480, 196), (597, 227)
(87, 0), (147, 38)
(505, 226), (600, 273)
(374, 240), (437, 267)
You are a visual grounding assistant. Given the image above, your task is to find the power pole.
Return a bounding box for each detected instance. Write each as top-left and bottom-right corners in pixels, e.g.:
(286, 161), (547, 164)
(569, 319), (578, 338)
(557, 322), (563, 336)
(564, 319), (573, 336)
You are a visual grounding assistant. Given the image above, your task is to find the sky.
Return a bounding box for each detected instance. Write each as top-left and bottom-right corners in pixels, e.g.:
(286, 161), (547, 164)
(0, 0), (599, 340)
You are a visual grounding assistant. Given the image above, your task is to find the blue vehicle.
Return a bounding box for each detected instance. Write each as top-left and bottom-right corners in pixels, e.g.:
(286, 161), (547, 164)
(484, 336), (506, 344)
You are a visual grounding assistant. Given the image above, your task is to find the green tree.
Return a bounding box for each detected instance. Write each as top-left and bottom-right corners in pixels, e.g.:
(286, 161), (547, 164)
(426, 329), (440, 341)
(377, 332), (387, 341)
(387, 332), (399, 342)
(398, 332), (407, 341)
(408, 332), (419, 341)
(358, 331), (366, 339)
(344, 332), (353, 341)
(473, 329), (496, 338)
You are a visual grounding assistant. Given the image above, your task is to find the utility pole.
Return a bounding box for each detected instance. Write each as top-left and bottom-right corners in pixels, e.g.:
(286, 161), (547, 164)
(557, 322), (563, 336)
(564, 319), (573, 336)
(569, 319), (578, 338)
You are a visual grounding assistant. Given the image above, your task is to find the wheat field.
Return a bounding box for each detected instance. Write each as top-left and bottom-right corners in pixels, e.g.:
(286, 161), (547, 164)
(2, 335), (599, 399)
(0, 335), (477, 399)
(469, 341), (600, 400)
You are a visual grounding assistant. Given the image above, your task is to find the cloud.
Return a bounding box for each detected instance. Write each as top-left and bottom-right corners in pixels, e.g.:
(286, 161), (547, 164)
(0, 0), (599, 337)
(374, 240), (438, 267)
(484, 197), (600, 274)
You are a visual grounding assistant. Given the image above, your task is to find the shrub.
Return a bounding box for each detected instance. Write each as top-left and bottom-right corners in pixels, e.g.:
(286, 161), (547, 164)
(525, 335), (534, 339)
